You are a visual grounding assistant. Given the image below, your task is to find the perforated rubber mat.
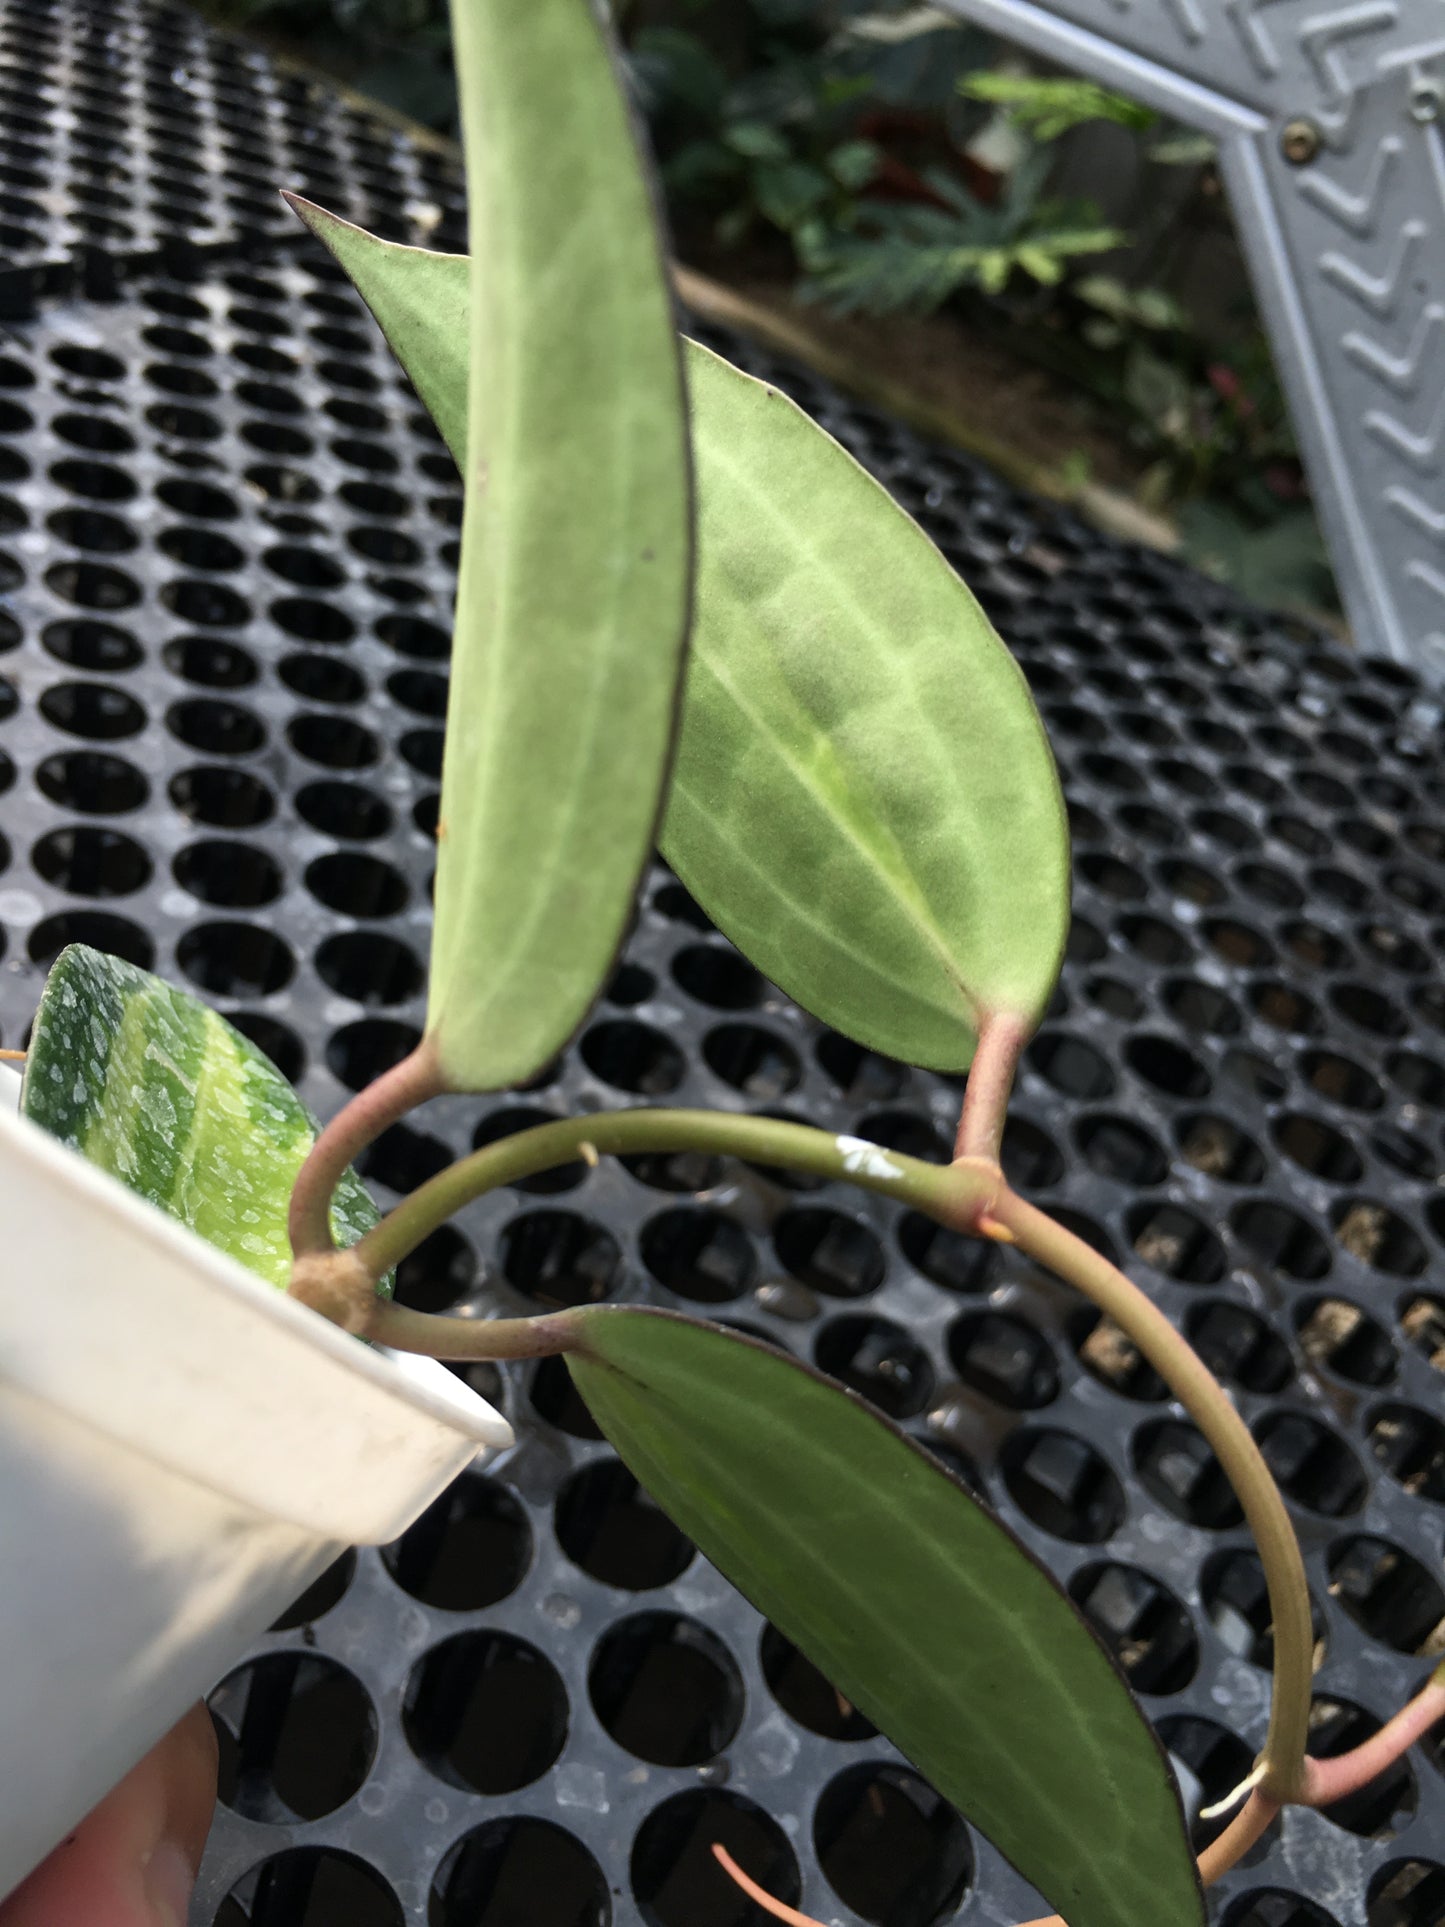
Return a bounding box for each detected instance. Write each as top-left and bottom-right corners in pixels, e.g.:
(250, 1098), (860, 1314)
(0, 5), (1443, 1927)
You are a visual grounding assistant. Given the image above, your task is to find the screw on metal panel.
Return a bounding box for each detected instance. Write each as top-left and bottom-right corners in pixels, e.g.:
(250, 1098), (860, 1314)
(1280, 118), (1321, 165)
(1409, 75), (1444, 126)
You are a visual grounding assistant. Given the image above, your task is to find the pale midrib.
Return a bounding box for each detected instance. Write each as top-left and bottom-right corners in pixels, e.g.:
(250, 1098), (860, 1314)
(440, 21), (674, 1060)
(695, 375), (994, 832)
(683, 645), (978, 1023)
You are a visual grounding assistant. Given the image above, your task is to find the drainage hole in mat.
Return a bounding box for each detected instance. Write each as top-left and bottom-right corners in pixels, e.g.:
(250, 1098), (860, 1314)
(1184, 1302), (1294, 1395)
(163, 635), (258, 689)
(579, 1018), (685, 1096)
(1000, 1427), (1124, 1543)
(272, 595), (355, 644)
(173, 839), (281, 908)
(814, 1027), (907, 1101)
(326, 1017), (421, 1092)
(999, 1114), (1065, 1189)
(500, 1209), (620, 1308)
(1326, 1535), (1445, 1654)
(375, 610), (448, 659)
(760, 1623), (877, 1741)
(387, 666), (448, 716)
(472, 1107), (586, 1193)
(430, 1819), (610, 1927)
(1173, 1112), (1265, 1184)
(1075, 1113), (1168, 1185)
(632, 1789), (799, 1927)
(1125, 1034), (1212, 1099)
(619, 1142), (727, 1193)
(178, 921), (294, 997)
(1272, 1113), (1363, 1184)
(267, 1551), (356, 1633)
(304, 851), (406, 917)
(1366, 1402), (1445, 1502)
(51, 458), (136, 502)
(814, 1761), (971, 1927)
(555, 1458), (695, 1591)
(295, 778), (391, 841)
(43, 616), (142, 671)
(157, 524), (243, 571)
(1306, 1698), (1416, 1839)
(814, 1315), (933, 1420)
(1069, 1562), (1198, 1694)
(589, 1612), (743, 1768)
(1070, 1308), (1167, 1403)
(1028, 1029), (1114, 1099)
(671, 942), (764, 1014)
(1127, 1201), (1225, 1284)
(530, 1352), (604, 1440)
(1332, 1199), (1427, 1276)
(1387, 1048), (1445, 1107)
(1294, 1297), (1396, 1387)
(167, 696), (266, 757)
(404, 1630), (566, 1795)
(775, 1208), (886, 1299)
(286, 712), (380, 770)
(1229, 1201), (1332, 1282)
(31, 826), (151, 897)
(1330, 982), (1408, 1039)
(702, 1021), (800, 1099)
(1370, 1123), (1435, 1178)
(215, 1848), (402, 1927)
(896, 1211), (994, 1296)
(390, 1223), (475, 1315)
(946, 1310), (1058, 1409)
(40, 679), (145, 741)
(210, 1653), (376, 1823)
(314, 930), (423, 1005)
(1253, 1412), (1366, 1516)
(1155, 1716), (1257, 1852)
(641, 1207), (756, 1305)
(358, 1123), (450, 1193)
(382, 1471), (531, 1610)
(1132, 1419), (1241, 1528)
(44, 558), (141, 611)
(28, 910), (152, 970)
(1368, 1861), (1445, 1927)
(279, 650), (366, 705)
(169, 765), (275, 829)
(1161, 977), (1241, 1037)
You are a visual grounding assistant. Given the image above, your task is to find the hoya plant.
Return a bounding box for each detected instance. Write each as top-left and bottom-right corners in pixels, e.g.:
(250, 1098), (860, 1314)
(16, 3), (1441, 1924)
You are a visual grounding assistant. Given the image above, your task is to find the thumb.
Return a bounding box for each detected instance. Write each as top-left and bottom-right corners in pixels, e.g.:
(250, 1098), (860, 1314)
(0, 1704), (219, 1927)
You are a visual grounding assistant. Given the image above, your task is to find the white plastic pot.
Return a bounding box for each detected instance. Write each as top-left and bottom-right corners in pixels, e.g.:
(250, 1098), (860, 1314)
(0, 1064), (512, 1894)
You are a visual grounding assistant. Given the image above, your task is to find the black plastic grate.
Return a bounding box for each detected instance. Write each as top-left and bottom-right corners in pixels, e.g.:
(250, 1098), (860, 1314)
(1, 5), (1444, 1926)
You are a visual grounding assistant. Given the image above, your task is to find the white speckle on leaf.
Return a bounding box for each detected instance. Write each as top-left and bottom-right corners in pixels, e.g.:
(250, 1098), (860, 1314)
(836, 1134), (903, 1180)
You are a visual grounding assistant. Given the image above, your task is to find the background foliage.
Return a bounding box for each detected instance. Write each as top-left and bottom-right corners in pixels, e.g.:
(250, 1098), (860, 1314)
(205, 0), (1334, 614)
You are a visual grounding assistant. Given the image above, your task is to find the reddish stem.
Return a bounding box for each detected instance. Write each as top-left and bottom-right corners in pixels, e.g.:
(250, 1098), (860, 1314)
(953, 1009), (1029, 1163)
(1300, 1672), (1445, 1809)
(711, 1847), (825, 1927)
(287, 1040), (443, 1260)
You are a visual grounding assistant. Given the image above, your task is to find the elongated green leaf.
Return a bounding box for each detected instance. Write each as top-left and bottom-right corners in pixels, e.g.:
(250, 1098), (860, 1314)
(566, 1307), (1203, 1927)
(22, 945), (381, 1290)
(427, 0), (691, 1090)
(283, 208), (1067, 1070)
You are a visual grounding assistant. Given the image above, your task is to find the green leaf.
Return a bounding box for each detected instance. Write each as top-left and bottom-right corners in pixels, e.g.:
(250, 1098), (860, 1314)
(432, 0), (691, 1091)
(22, 946), (382, 1291)
(565, 1307), (1204, 1927)
(284, 213), (1069, 1069)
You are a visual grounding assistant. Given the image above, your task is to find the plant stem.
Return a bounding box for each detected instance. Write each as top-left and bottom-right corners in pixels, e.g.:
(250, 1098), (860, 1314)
(988, 1185), (1314, 1803)
(953, 1009), (1029, 1162)
(288, 1041), (443, 1259)
(371, 1304), (581, 1358)
(352, 1107), (989, 1284)
(1299, 1662), (1445, 1808)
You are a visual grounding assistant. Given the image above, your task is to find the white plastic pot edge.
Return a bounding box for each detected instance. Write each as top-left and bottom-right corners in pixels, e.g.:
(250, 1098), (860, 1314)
(0, 1065), (513, 1544)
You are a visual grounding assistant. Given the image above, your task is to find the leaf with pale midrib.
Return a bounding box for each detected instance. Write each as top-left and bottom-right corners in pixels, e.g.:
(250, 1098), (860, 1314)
(565, 1304), (1204, 1927)
(283, 204), (1069, 1072)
